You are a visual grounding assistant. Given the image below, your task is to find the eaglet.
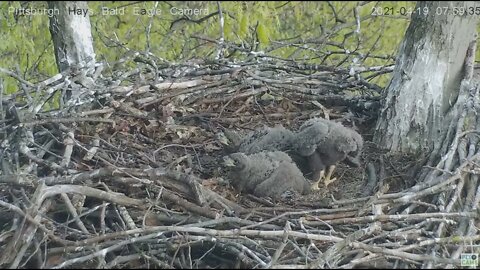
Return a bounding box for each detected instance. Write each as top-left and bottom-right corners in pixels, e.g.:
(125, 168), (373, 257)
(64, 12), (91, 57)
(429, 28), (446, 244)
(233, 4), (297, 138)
(218, 125), (311, 174)
(293, 118), (363, 190)
(223, 151), (311, 199)
(218, 125), (295, 154)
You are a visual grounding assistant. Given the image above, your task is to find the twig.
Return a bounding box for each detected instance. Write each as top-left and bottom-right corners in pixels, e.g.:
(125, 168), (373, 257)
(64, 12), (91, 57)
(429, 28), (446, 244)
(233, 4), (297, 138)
(40, 185), (147, 209)
(19, 117), (115, 128)
(60, 193), (89, 234)
(350, 242), (460, 265)
(303, 211), (478, 225)
(269, 221), (292, 267)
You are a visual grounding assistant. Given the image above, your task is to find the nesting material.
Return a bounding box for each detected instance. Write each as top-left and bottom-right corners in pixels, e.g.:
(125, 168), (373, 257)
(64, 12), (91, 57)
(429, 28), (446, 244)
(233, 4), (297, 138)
(293, 118), (363, 188)
(223, 151), (311, 199)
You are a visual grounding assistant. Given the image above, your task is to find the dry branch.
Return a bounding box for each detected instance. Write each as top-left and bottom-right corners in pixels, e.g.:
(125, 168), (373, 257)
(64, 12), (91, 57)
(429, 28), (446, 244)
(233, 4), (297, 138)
(0, 55), (478, 269)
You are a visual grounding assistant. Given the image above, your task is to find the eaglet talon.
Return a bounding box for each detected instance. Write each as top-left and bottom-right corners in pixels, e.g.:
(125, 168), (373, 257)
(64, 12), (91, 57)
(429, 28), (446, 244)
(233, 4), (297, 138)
(323, 165), (337, 187)
(311, 169), (325, 191)
(324, 177), (337, 187)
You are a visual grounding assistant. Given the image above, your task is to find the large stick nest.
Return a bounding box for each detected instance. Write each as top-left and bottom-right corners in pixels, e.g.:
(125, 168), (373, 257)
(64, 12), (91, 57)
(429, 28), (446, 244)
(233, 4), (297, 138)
(0, 57), (479, 269)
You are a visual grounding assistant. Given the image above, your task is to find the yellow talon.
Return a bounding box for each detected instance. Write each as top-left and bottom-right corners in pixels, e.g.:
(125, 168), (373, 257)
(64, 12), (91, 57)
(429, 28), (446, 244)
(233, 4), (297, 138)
(323, 165), (337, 187)
(310, 170), (325, 190)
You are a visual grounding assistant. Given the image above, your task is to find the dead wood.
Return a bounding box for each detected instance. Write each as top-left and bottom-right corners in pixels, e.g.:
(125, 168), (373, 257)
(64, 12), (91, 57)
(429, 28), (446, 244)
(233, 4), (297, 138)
(0, 56), (478, 269)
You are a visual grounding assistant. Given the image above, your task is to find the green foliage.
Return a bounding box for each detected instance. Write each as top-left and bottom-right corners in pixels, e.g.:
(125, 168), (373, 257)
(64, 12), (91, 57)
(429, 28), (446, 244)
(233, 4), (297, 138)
(2, 1), (476, 97)
(256, 23), (269, 47)
(238, 15), (248, 39)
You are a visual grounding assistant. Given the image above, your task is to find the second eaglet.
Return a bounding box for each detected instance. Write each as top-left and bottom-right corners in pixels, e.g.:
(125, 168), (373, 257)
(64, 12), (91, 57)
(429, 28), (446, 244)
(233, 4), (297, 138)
(293, 118), (363, 190)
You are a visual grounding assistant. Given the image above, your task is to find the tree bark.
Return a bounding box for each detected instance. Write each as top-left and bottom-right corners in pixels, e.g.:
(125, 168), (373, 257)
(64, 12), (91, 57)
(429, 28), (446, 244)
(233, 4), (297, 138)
(374, 1), (478, 155)
(48, 1), (96, 72)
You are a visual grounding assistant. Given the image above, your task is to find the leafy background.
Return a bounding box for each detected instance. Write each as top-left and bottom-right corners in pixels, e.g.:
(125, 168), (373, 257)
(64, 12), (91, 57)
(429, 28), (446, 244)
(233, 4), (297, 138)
(1, 1), (423, 94)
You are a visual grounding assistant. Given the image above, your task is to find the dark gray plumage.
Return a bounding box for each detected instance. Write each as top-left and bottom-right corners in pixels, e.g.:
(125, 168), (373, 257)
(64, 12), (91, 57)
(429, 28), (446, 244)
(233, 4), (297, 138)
(218, 125), (311, 174)
(293, 118), (363, 189)
(223, 151), (311, 199)
(219, 125), (295, 155)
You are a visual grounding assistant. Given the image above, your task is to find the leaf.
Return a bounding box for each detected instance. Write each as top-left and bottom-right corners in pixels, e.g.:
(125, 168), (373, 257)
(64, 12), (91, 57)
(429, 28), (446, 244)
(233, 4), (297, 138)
(257, 23), (269, 46)
(260, 92), (275, 101)
(223, 18), (232, 39)
(239, 15), (248, 38)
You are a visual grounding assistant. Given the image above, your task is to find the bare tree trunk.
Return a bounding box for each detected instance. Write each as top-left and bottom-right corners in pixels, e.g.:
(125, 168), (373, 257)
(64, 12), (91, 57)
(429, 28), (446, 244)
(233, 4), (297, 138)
(47, 1), (96, 72)
(373, 4), (480, 264)
(374, 1), (478, 155)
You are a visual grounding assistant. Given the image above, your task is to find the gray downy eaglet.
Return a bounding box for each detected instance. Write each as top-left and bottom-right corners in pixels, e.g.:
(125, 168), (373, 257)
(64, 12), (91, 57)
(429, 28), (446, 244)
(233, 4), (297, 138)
(293, 118), (363, 190)
(223, 151), (311, 199)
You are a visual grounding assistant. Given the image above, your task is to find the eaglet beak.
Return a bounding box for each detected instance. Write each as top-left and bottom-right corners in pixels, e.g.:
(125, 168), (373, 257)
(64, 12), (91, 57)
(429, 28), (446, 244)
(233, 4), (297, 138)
(344, 155), (361, 167)
(216, 132), (231, 146)
(223, 156), (236, 167)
